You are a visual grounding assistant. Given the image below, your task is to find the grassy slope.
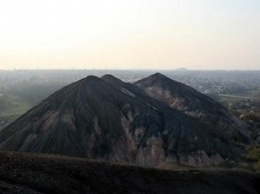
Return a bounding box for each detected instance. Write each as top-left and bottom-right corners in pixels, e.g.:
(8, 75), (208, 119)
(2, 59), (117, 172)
(0, 151), (259, 194)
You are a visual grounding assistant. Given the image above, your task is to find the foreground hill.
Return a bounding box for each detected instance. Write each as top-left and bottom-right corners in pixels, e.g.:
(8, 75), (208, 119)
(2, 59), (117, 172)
(0, 151), (259, 194)
(0, 74), (249, 167)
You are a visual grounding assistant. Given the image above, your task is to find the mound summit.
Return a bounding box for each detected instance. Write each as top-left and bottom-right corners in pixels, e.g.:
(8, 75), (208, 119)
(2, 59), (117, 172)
(0, 73), (250, 167)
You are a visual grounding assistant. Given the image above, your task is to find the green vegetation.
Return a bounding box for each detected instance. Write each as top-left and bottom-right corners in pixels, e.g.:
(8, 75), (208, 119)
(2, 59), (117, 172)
(235, 89), (260, 98)
(246, 146), (260, 161)
(236, 145), (260, 172)
(243, 113), (260, 123)
(0, 93), (31, 118)
(217, 145), (260, 172)
(211, 92), (260, 172)
(0, 83), (64, 118)
(0, 100), (31, 117)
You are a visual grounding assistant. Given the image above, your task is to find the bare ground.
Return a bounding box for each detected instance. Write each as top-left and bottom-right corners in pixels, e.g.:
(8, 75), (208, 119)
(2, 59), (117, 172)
(0, 151), (259, 194)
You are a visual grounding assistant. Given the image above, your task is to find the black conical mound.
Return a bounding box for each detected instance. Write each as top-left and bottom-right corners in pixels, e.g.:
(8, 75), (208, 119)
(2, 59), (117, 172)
(135, 73), (249, 143)
(0, 74), (249, 167)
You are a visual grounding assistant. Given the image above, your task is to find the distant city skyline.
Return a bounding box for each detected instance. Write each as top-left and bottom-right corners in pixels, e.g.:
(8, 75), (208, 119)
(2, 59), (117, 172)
(0, 0), (260, 70)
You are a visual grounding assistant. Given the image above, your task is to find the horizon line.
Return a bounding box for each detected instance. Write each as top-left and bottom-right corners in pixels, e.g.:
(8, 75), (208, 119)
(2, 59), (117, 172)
(0, 68), (260, 71)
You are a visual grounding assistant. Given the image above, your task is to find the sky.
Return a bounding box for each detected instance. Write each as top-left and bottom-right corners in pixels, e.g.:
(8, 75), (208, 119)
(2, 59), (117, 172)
(0, 0), (260, 70)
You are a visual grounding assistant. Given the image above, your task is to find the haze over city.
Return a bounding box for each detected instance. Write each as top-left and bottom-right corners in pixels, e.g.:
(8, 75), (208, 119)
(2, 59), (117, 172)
(0, 0), (260, 70)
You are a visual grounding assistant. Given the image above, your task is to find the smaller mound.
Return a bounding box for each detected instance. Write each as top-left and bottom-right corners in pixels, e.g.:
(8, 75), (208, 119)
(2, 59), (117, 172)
(135, 73), (250, 144)
(101, 74), (123, 83)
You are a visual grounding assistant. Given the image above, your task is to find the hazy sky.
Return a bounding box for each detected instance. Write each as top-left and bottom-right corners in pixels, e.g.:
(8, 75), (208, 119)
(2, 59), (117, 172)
(0, 0), (259, 70)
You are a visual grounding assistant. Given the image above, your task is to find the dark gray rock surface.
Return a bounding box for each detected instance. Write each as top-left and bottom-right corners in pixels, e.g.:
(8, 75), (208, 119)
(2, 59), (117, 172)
(0, 152), (259, 194)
